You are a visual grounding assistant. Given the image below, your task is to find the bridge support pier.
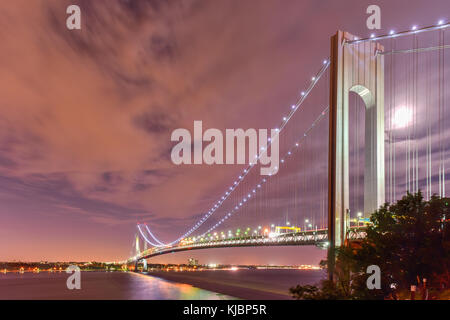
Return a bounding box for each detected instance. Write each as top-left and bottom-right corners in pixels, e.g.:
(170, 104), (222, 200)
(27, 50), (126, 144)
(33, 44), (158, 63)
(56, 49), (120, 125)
(142, 259), (148, 272)
(328, 31), (385, 280)
(133, 259), (148, 272)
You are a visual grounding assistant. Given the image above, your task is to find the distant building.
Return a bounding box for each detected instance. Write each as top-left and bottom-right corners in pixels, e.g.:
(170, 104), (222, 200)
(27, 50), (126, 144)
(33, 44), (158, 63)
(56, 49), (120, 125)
(188, 258), (198, 266)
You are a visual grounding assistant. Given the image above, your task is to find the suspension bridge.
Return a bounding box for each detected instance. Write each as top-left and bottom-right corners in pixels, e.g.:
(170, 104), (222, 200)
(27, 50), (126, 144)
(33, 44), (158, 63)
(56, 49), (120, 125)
(129, 21), (450, 272)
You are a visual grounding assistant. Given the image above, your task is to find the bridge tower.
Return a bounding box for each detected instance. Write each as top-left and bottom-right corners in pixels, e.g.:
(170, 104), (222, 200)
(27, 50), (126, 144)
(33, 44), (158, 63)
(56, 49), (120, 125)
(135, 232), (140, 255)
(134, 232), (140, 271)
(328, 31), (385, 251)
(133, 232), (148, 272)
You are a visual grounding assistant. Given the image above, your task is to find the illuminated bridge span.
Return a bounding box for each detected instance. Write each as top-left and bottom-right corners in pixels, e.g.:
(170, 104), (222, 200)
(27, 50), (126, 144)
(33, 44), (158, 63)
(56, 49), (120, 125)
(135, 227), (366, 260)
(130, 21), (450, 271)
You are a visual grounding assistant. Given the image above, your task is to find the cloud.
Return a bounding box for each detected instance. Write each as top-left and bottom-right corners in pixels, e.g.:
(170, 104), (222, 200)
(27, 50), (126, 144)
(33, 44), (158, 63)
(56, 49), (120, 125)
(1, 0), (450, 261)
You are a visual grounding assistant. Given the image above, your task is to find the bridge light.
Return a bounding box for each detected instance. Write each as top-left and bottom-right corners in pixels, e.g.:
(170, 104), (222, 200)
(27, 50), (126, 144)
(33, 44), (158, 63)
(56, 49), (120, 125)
(370, 33), (375, 38)
(301, 91), (305, 96)
(412, 25), (417, 31)
(291, 105), (296, 109)
(312, 77), (316, 81)
(438, 20), (444, 25)
(323, 59), (327, 64)
(389, 30), (395, 35)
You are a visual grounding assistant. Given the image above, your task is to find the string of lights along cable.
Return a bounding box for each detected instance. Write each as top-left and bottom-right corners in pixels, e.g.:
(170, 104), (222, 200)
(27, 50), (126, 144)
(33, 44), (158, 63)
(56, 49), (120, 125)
(137, 58), (331, 248)
(135, 19), (449, 254)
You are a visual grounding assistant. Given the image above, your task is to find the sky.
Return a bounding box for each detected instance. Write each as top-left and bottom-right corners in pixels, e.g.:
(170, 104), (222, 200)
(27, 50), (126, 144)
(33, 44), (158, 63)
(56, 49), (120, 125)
(0, 0), (449, 264)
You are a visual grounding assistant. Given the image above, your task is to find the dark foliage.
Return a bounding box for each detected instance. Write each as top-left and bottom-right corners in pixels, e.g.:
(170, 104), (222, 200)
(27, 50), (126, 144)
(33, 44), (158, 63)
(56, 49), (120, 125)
(290, 192), (450, 299)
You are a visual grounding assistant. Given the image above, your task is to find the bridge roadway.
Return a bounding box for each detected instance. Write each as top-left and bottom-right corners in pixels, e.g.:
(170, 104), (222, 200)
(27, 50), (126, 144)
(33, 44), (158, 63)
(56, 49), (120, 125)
(132, 227), (366, 262)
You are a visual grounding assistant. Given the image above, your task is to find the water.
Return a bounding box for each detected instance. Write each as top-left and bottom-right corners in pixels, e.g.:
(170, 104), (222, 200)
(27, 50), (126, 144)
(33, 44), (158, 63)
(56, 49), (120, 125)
(0, 269), (324, 300)
(146, 269), (325, 299)
(0, 271), (235, 300)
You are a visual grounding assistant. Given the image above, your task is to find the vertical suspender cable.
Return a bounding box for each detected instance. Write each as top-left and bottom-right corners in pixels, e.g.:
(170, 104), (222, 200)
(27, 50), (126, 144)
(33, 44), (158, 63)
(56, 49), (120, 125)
(442, 29), (445, 197)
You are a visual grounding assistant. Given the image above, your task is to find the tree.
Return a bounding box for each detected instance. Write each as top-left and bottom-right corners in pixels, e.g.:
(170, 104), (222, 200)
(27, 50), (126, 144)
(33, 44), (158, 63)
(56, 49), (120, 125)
(290, 191), (450, 299)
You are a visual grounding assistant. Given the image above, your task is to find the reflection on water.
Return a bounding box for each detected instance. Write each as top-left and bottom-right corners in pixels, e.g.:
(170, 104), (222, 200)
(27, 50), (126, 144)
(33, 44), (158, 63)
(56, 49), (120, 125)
(146, 269), (325, 299)
(128, 272), (236, 300)
(0, 271), (236, 300)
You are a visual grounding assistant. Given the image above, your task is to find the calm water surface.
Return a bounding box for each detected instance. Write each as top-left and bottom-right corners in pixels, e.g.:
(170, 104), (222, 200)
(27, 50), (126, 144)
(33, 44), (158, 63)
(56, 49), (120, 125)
(147, 269), (325, 299)
(0, 271), (234, 300)
(0, 269), (324, 300)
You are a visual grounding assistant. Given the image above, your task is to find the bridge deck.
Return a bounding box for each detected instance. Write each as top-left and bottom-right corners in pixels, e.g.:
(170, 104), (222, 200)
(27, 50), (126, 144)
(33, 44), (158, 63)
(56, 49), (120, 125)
(133, 228), (366, 261)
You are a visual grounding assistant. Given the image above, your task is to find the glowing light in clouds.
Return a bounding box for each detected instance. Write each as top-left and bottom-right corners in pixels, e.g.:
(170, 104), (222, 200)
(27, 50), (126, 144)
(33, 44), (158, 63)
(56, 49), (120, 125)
(393, 107), (413, 129)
